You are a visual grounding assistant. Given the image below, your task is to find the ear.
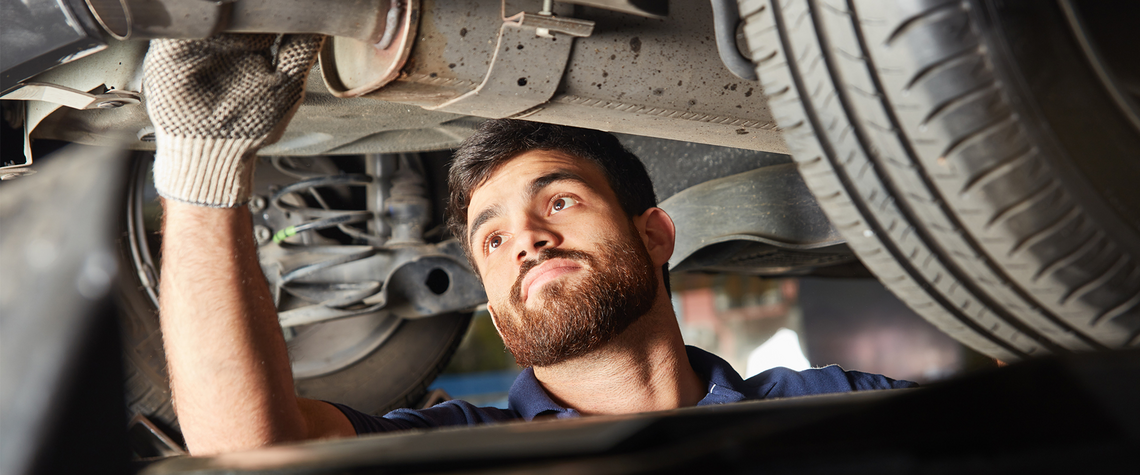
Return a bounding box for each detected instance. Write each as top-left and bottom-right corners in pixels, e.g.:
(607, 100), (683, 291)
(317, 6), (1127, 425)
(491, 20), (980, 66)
(634, 207), (676, 268)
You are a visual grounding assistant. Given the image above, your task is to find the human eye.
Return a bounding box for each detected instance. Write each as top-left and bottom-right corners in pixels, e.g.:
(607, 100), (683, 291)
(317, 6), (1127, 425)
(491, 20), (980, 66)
(485, 233), (504, 254)
(550, 195), (579, 214)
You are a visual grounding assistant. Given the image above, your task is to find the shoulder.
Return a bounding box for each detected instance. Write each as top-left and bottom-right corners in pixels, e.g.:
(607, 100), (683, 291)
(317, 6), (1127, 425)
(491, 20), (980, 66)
(331, 400), (521, 435)
(744, 365), (918, 399)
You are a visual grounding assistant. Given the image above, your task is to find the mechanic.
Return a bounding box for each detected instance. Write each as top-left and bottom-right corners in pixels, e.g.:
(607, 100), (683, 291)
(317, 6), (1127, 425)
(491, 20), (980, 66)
(147, 35), (916, 455)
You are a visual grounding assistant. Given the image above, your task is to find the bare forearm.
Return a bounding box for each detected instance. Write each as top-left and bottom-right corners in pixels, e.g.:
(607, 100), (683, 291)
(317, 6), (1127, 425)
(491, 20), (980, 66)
(159, 200), (345, 453)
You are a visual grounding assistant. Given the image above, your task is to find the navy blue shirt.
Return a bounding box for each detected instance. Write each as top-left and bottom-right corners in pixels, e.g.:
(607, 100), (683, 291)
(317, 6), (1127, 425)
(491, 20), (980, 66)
(332, 346), (917, 434)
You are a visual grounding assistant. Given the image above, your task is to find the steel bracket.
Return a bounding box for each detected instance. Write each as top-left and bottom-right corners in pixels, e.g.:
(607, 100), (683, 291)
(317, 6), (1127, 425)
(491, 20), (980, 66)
(1, 83), (140, 111)
(427, 13), (594, 119)
(1, 82), (140, 177)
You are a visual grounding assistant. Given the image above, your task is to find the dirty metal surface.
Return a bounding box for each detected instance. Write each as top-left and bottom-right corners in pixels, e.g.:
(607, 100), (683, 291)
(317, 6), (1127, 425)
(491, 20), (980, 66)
(531, 0), (783, 152)
(660, 163), (845, 271)
(21, 1), (787, 155)
(86, 0), (393, 41)
(428, 20), (582, 118)
(370, 0), (785, 152)
(364, 0), (542, 108)
(28, 65), (480, 156)
(615, 133), (793, 201)
(1, 0), (106, 93)
(2, 83), (140, 110)
(320, 0), (418, 97)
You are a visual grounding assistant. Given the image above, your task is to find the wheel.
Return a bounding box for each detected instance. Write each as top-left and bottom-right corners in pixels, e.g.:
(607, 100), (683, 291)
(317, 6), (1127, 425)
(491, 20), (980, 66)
(739, 0), (1140, 361)
(119, 153), (472, 437)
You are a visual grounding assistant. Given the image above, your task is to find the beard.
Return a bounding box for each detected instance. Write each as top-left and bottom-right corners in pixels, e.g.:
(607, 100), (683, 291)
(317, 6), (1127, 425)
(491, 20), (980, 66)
(492, 225), (659, 367)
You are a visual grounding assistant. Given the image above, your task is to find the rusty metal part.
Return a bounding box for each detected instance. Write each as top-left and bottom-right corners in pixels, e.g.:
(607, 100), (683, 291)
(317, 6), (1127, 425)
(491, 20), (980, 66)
(377, 0), (404, 49)
(319, 0), (419, 97)
(26, 0), (788, 155)
(363, 0), (785, 153)
(426, 13), (594, 119)
(84, 0), (392, 41)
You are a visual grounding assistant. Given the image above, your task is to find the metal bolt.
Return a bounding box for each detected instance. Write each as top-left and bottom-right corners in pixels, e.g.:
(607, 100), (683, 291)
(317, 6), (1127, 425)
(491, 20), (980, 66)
(249, 195), (267, 212)
(254, 225), (272, 245)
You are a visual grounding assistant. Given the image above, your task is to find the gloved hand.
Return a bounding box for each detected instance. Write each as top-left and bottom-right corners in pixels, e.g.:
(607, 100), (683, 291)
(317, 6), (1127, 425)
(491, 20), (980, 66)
(144, 34), (324, 208)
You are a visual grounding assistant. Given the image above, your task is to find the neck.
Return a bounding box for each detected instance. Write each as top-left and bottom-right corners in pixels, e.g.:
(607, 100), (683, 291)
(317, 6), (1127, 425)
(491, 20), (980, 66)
(531, 291), (706, 415)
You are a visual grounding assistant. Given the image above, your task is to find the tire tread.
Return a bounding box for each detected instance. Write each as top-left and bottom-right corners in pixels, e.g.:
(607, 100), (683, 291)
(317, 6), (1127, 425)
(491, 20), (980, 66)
(741, 0), (1140, 358)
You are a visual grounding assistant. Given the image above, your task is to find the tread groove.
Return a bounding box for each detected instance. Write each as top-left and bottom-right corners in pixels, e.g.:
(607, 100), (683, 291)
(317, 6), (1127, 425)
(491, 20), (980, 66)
(1094, 288), (1140, 326)
(920, 82), (997, 126)
(784, 0), (1037, 357)
(884, 1), (961, 46)
(843, 0), (1104, 351)
(937, 114), (1017, 163)
(1008, 206), (1081, 256)
(1063, 255), (1128, 305)
(985, 180), (1061, 228)
(1034, 232), (1104, 282)
(960, 145), (1034, 194)
(905, 45), (980, 91)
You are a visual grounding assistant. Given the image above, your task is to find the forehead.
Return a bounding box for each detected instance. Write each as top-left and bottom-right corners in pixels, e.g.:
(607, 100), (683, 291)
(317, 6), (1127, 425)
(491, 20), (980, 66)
(467, 150), (612, 219)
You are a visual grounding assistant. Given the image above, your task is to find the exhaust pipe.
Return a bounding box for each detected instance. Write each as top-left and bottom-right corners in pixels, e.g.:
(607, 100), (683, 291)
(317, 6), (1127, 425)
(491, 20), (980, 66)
(84, 0), (390, 42)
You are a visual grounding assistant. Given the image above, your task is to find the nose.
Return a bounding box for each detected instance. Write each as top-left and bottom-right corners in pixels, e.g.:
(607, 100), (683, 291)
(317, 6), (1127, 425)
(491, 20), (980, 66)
(513, 226), (559, 262)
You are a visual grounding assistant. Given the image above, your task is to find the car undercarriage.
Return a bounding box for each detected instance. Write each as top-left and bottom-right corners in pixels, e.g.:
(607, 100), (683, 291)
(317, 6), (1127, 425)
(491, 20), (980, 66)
(2, 0), (1138, 472)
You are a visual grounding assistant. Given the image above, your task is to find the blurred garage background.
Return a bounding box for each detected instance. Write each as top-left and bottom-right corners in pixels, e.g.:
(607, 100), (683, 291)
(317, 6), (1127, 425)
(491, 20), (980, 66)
(431, 275), (1000, 408)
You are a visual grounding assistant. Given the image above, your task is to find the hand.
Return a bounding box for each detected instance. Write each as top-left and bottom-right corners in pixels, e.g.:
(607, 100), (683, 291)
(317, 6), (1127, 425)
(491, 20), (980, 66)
(144, 34), (324, 207)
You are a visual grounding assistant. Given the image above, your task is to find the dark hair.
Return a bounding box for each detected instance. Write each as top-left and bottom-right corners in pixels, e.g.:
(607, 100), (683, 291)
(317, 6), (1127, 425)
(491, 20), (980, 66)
(447, 120), (670, 293)
(447, 119), (658, 252)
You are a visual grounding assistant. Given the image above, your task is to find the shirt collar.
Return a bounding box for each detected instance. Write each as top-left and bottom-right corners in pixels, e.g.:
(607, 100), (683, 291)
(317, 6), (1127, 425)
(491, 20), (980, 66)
(506, 346), (747, 421)
(507, 367), (581, 421)
(686, 345), (748, 406)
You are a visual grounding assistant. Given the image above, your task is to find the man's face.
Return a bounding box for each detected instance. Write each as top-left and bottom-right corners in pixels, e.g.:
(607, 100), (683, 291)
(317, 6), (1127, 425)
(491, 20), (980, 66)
(465, 150), (659, 367)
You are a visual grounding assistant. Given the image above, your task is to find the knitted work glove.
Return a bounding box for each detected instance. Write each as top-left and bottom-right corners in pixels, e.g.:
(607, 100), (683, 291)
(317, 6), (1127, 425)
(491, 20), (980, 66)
(144, 34), (324, 207)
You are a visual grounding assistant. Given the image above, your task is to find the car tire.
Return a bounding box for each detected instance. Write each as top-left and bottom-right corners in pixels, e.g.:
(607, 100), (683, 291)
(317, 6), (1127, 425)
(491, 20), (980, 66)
(739, 0), (1140, 360)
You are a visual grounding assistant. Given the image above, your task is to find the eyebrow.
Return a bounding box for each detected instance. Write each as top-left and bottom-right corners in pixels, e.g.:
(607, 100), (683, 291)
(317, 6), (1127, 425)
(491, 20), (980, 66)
(467, 170), (591, 246)
(468, 204), (503, 246)
(525, 170), (590, 200)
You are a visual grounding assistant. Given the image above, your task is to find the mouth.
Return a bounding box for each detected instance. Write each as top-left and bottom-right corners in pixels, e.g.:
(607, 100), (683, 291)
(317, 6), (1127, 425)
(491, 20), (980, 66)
(519, 258), (583, 303)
